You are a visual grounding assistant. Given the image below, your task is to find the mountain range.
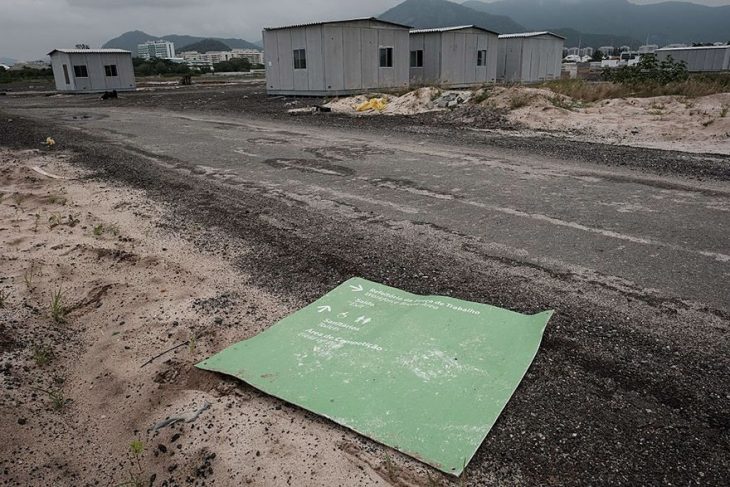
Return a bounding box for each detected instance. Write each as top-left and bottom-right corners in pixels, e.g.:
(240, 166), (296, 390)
(461, 0), (730, 45)
(102, 31), (260, 55)
(380, 0), (523, 33)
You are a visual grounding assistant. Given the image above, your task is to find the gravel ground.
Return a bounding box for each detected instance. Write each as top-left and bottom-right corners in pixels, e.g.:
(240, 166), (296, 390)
(1, 101), (728, 487)
(7, 82), (728, 180)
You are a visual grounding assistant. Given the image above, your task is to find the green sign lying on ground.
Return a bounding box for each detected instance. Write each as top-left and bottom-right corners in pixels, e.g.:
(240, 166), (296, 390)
(197, 277), (553, 475)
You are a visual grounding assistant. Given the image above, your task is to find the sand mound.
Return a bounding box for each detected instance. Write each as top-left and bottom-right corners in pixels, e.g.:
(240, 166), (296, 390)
(324, 87), (463, 116)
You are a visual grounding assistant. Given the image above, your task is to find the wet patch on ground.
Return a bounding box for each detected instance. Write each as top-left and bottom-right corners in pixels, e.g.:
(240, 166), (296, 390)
(262, 158), (356, 177)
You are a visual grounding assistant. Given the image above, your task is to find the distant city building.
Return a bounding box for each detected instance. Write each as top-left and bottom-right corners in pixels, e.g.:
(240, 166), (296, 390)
(180, 48), (263, 68)
(580, 47), (594, 57)
(566, 47), (579, 56)
(48, 48), (135, 93)
(656, 45), (730, 72)
(638, 44), (659, 54)
(619, 45), (631, 53)
(137, 40), (176, 60)
(662, 43), (687, 49)
(598, 46), (615, 56)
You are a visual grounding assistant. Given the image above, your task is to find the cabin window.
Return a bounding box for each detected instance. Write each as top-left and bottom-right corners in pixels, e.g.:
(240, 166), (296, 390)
(73, 65), (88, 78)
(477, 50), (487, 66)
(62, 64), (70, 84)
(410, 50), (423, 68)
(379, 47), (393, 68)
(293, 49), (306, 69)
(104, 64), (118, 77)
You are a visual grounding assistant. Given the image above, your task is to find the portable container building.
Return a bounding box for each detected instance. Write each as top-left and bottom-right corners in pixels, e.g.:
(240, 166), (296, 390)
(263, 18), (411, 96)
(409, 26), (499, 87)
(48, 49), (135, 93)
(655, 45), (730, 72)
(497, 32), (565, 82)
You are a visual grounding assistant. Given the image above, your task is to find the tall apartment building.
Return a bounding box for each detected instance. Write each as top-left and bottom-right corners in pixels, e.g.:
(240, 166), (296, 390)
(137, 40), (176, 60)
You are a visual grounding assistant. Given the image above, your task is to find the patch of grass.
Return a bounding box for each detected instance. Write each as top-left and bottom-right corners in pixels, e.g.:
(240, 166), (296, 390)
(0, 288), (9, 308)
(541, 75), (730, 103)
(46, 194), (68, 205)
(32, 344), (54, 366)
(50, 288), (66, 324)
(93, 224), (104, 236)
(472, 87), (492, 104)
(509, 93), (531, 110)
(549, 94), (580, 111)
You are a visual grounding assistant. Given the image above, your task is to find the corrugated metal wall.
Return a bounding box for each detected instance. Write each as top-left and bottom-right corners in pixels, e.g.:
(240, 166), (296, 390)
(410, 29), (497, 87)
(497, 35), (563, 82)
(50, 52), (136, 93)
(657, 47), (730, 72)
(264, 20), (410, 95)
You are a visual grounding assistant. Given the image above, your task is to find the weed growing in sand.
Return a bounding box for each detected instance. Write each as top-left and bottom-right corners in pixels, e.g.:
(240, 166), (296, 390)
(383, 453), (398, 480)
(24, 262), (37, 290)
(509, 94), (531, 110)
(49, 213), (81, 229)
(188, 333), (197, 354)
(93, 224), (104, 236)
(549, 95), (579, 111)
(12, 193), (27, 210)
(721, 105), (728, 118)
(50, 288), (66, 324)
(32, 344), (54, 366)
(119, 440), (146, 487)
(35, 387), (65, 411)
(0, 288), (9, 308)
(473, 88), (492, 104)
(46, 194), (68, 206)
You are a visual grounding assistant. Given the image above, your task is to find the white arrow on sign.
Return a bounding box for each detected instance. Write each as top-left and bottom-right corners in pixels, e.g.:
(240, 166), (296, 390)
(349, 284), (364, 292)
(317, 305), (332, 313)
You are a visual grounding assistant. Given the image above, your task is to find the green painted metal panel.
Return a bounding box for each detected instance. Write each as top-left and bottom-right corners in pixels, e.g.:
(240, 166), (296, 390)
(197, 277), (553, 475)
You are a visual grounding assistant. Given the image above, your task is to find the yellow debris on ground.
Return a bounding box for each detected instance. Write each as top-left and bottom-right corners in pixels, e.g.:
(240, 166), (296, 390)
(355, 97), (387, 112)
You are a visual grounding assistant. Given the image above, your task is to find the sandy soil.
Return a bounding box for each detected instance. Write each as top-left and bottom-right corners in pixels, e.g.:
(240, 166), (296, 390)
(322, 85), (730, 154)
(480, 87), (730, 154)
(0, 149), (444, 486)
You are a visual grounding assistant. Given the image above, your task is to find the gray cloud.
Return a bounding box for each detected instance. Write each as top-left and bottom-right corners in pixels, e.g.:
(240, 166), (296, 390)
(2, 0), (729, 61)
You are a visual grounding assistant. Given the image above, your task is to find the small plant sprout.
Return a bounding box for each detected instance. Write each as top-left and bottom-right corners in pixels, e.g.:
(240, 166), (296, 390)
(721, 105), (729, 118)
(34, 387), (65, 411)
(0, 288), (9, 308)
(93, 224), (104, 236)
(32, 345), (54, 366)
(33, 213), (41, 233)
(120, 440), (146, 487)
(188, 333), (197, 354)
(50, 288), (66, 324)
(24, 262), (37, 290)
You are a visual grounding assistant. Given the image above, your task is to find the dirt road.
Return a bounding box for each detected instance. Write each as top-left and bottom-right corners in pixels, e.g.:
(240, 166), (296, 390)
(0, 89), (728, 486)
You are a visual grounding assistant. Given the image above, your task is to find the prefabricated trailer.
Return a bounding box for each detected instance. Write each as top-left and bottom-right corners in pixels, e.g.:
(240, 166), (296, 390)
(497, 32), (565, 83)
(409, 25), (499, 88)
(48, 49), (135, 93)
(263, 18), (410, 96)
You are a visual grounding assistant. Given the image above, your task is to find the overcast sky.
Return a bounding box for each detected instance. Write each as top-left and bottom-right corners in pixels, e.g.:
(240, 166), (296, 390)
(2, 0), (729, 61)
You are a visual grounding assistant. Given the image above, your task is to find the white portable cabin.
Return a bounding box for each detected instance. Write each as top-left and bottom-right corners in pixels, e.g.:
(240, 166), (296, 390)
(656, 45), (730, 72)
(48, 49), (135, 93)
(409, 25), (499, 88)
(263, 18), (411, 96)
(497, 32), (565, 83)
